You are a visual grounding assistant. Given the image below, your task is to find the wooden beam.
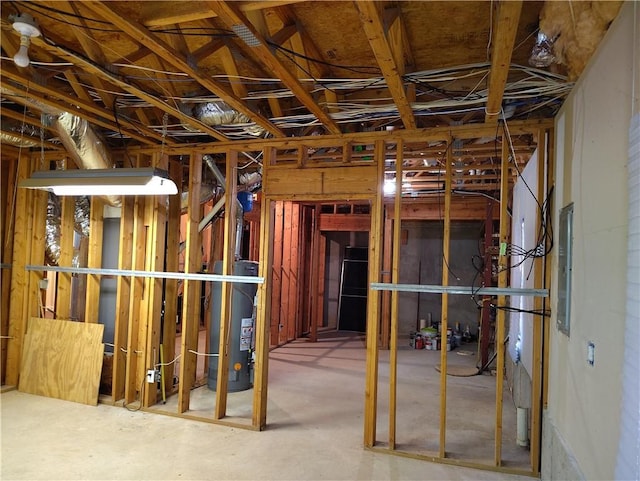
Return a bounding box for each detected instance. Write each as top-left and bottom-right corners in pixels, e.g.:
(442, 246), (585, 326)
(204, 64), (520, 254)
(355, 2), (416, 130)
(318, 213), (371, 231)
(252, 191), (274, 430)
(438, 138), (453, 458)
(162, 161), (182, 396)
(389, 138), (403, 450)
(208, 0), (341, 135)
(0, 76), (158, 146)
(31, 37), (228, 142)
(485, 1), (523, 123)
(178, 153), (203, 413)
(124, 197), (146, 405)
(84, 198), (104, 323)
(141, 0), (305, 27)
(494, 132), (510, 466)
(214, 150), (238, 419)
(0, 108), (56, 135)
(85, 1), (284, 139)
(363, 140), (384, 447)
(270, 201), (284, 347)
(113, 197), (134, 402)
(56, 197), (75, 320)
(220, 44), (249, 99)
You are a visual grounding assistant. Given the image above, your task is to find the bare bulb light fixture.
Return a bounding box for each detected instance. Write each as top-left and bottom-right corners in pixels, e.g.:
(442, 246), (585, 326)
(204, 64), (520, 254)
(11, 13), (41, 68)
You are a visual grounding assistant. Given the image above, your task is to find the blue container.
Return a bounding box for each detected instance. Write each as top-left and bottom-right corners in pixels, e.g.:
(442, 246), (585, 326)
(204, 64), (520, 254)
(237, 191), (253, 213)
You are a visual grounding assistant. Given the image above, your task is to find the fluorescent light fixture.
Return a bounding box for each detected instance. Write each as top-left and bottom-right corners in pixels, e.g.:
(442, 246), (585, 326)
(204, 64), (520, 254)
(20, 168), (178, 196)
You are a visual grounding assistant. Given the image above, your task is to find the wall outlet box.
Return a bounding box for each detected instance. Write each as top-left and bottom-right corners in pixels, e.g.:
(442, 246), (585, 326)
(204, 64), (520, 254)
(146, 369), (156, 383)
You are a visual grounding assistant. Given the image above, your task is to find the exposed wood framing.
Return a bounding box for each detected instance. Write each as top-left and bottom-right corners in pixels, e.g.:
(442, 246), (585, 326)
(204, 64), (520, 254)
(388, 139), (403, 449)
(270, 201), (284, 347)
(178, 153), (203, 412)
(124, 196), (146, 405)
(162, 161), (182, 396)
(208, 0), (340, 135)
(56, 197), (75, 320)
(5, 152), (37, 386)
(142, 153), (169, 407)
(438, 137), (453, 458)
(485, 1), (523, 123)
(113, 197), (134, 402)
(84, 1), (284, 140)
(355, 2), (416, 130)
(494, 133), (510, 465)
(214, 150), (238, 419)
(279, 202), (292, 345)
(84, 198), (104, 323)
(363, 140), (385, 447)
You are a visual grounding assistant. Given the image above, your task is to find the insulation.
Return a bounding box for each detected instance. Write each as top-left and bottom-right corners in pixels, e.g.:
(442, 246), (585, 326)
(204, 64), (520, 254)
(54, 112), (120, 207)
(45, 193), (61, 265)
(74, 196), (91, 238)
(538, 1), (623, 80)
(0, 131), (39, 148)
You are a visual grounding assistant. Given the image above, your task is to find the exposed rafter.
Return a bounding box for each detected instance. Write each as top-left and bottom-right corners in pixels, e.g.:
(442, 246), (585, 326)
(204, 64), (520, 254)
(485, 0), (523, 123)
(208, 0), (341, 135)
(84, 1), (285, 138)
(355, 1), (416, 131)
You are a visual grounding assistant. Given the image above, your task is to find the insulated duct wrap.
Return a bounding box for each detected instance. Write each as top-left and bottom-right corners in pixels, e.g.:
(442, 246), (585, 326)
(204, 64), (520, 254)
(74, 196), (91, 238)
(54, 112), (120, 207)
(0, 131), (39, 148)
(186, 102), (265, 137)
(45, 193), (61, 265)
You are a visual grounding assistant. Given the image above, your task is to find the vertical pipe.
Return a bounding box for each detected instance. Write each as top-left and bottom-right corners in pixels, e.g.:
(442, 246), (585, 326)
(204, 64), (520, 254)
(438, 136), (453, 458)
(389, 139), (403, 450)
(494, 131), (510, 466)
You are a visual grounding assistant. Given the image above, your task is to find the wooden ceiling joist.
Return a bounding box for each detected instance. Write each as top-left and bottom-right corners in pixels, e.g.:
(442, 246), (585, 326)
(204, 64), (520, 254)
(84, 1), (284, 139)
(31, 34), (231, 141)
(0, 75), (158, 145)
(484, 0), (523, 123)
(356, 1), (416, 131)
(208, 0), (341, 135)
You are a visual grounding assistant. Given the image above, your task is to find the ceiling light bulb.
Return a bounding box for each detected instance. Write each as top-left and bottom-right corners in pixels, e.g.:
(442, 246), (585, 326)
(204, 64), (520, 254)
(13, 36), (31, 67)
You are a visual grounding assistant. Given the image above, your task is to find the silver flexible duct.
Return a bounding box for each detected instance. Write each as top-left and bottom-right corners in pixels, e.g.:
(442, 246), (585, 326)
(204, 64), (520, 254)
(45, 193), (61, 265)
(54, 112), (121, 207)
(0, 131), (39, 148)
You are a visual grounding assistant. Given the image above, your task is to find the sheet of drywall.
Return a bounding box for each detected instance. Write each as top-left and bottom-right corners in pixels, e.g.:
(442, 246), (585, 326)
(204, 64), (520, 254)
(19, 317), (104, 406)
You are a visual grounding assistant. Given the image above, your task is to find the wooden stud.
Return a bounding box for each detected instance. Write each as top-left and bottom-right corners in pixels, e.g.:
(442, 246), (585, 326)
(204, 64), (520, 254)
(113, 197), (134, 402)
(287, 203), (301, 341)
(389, 139), (403, 449)
(143, 153), (169, 407)
(529, 128), (548, 473)
(363, 140), (385, 447)
(162, 160), (182, 395)
(542, 127), (555, 409)
(380, 214), (392, 350)
(5, 152), (33, 386)
(1, 156), (18, 384)
(270, 201), (284, 347)
(280, 202), (293, 344)
(178, 153), (203, 413)
(84, 197), (104, 323)
(438, 138), (453, 458)
(309, 205), (320, 342)
(214, 150), (238, 419)
(124, 196), (147, 405)
(494, 133), (510, 466)
(56, 197), (75, 320)
(315, 230), (326, 330)
(252, 193), (274, 429)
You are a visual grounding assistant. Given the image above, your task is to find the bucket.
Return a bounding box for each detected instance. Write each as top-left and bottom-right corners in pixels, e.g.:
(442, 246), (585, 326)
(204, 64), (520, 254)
(237, 191), (253, 213)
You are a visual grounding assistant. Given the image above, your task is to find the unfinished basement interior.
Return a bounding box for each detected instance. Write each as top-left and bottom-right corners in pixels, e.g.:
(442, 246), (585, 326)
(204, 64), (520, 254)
(1, 1), (638, 480)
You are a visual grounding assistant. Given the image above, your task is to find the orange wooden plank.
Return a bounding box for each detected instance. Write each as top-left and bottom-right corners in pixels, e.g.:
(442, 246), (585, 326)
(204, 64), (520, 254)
(270, 201), (284, 347)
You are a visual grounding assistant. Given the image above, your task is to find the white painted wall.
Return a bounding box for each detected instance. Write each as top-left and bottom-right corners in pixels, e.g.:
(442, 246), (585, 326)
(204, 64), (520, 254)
(508, 149), (539, 376)
(544, 4), (636, 480)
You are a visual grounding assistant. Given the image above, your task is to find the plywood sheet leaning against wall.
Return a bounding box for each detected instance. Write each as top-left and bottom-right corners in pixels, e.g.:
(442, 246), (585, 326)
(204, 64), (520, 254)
(18, 317), (104, 405)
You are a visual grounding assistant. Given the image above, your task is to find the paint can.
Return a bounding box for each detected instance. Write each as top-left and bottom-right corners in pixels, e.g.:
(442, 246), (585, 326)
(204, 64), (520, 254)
(415, 335), (424, 350)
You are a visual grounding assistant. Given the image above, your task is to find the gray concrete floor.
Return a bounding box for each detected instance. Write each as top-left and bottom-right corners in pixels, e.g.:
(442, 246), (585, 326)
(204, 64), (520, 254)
(1, 331), (533, 480)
